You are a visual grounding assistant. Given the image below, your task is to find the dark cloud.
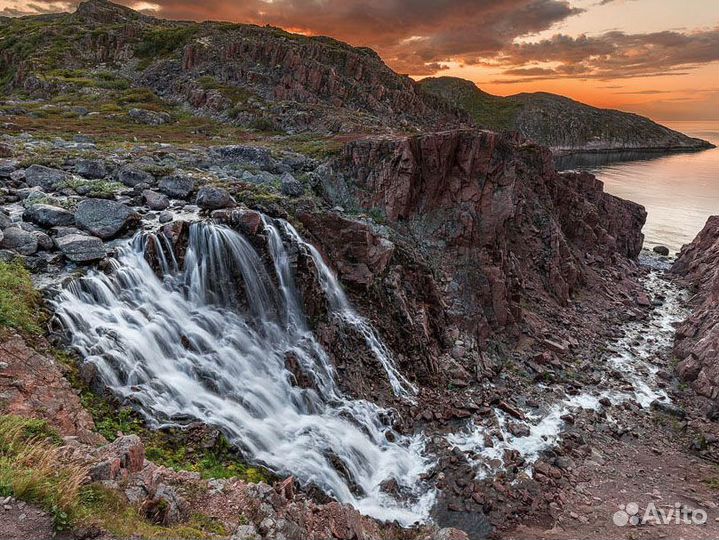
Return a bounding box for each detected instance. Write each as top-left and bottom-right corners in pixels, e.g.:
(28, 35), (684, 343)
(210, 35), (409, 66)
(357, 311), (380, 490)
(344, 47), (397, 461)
(497, 28), (719, 80)
(9, 0), (581, 74)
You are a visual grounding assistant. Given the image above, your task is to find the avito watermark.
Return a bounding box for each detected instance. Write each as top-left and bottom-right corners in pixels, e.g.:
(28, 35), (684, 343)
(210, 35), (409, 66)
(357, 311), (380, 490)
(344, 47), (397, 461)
(613, 502), (707, 527)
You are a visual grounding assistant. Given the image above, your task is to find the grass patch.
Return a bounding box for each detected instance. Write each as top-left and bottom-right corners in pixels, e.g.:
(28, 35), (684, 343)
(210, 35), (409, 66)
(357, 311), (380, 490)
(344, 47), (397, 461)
(0, 415), (87, 531)
(282, 135), (344, 159)
(135, 26), (198, 59)
(0, 415), (228, 537)
(58, 178), (124, 199)
(0, 260), (45, 336)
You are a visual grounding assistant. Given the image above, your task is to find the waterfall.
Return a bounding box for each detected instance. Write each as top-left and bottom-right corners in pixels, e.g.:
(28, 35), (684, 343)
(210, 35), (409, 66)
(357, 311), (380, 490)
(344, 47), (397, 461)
(52, 219), (434, 525)
(278, 220), (417, 398)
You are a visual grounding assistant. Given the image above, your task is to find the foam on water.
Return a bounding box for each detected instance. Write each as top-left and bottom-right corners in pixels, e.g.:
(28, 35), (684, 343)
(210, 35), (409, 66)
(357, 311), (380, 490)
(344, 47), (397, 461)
(448, 270), (688, 478)
(52, 218), (434, 525)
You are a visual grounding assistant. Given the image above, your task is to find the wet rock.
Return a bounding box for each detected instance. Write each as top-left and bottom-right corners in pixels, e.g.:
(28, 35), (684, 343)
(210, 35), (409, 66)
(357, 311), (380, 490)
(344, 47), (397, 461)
(158, 212), (173, 223)
(143, 190), (170, 210)
(653, 245), (670, 256)
(158, 175), (195, 199)
(118, 166), (154, 187)
(129, 108), (171, 125)
(75, 199), (140, 239)
(0, 227), (38, 255)
(24, 165), (70, 190)
(22, 204), (75, 228)
(196, 186), (235, 210)
(55, 234), (106, 262)
(75, 159), (110, 179)
(280, 172), (304, 197)
(650, 400), (686, 419)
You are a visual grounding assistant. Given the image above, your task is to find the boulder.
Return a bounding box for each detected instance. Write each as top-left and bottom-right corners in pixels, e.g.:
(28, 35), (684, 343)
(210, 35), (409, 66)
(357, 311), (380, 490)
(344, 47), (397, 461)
(0, 160), (17, 178)
(0, 227), (38, 255)
(89, 435), (146, 482)
(24, 164), (70, 190)
(129, 108), (171, 125)
(75, 199), (140, 239)
(118, 166), (154, 187)
(75, 159), (110, 179)
(55, 234), (106, 262)
(653, 245), (670, 256)
(23, 204), (75, 228)
(158, 175), (195, 199)
(0, 142), (13, 158)
(280, 172), (304, 197)
(196, 186), (235, 210)
(143, 190), (169, 210)
(0, 212), (13, 229)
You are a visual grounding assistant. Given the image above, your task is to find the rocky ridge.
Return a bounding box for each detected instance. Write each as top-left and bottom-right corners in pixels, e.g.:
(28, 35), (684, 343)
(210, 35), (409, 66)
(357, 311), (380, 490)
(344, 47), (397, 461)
(419, 76), (713, 153)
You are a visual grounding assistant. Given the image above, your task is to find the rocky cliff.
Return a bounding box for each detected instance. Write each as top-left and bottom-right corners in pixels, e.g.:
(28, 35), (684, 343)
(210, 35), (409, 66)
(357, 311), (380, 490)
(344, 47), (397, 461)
(419, 77), (713, 153)
(672, 216), (719, 400)
(322, 129), (647, 345)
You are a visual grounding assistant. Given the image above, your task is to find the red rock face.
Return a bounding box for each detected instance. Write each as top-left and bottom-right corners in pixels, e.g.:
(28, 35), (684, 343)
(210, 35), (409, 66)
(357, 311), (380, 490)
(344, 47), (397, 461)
(0, 335), (96, 439)
(327, 129), (646, 340)
(672, 216), (719, 400)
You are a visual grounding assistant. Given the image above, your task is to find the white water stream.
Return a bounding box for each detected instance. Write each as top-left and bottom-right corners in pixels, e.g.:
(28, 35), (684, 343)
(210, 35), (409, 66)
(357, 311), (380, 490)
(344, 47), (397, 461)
(52, 218), (434, 524)
(448, 271), (688, 479)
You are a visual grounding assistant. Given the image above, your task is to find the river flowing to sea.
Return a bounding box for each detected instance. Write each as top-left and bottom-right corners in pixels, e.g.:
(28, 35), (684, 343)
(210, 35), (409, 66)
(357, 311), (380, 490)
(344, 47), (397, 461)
(555, 120), (719, 254)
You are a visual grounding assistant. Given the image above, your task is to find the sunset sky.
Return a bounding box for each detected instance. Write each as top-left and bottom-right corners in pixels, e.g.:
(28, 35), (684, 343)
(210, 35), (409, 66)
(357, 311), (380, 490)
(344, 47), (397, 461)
(2, 0), (718, 121)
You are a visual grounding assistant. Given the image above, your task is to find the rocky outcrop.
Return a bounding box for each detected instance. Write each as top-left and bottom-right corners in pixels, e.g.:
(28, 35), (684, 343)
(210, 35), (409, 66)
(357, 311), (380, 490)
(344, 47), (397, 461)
(672, 216), (719, 400)
(325, 129), (646, 343)
(0, 335), (97, 440)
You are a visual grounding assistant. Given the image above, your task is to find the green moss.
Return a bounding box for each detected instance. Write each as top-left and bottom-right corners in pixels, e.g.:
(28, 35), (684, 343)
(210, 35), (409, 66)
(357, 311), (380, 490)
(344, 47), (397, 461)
(57, 178), (124, 199)
(135, 26), (198, 59)
(0, 260), (45, 336)
(282, 135), (344, 159)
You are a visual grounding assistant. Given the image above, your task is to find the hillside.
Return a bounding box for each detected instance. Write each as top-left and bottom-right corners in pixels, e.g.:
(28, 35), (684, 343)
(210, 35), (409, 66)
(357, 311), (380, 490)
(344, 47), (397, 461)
(0, 0), (463, 135)
(419, 76), (713, 153)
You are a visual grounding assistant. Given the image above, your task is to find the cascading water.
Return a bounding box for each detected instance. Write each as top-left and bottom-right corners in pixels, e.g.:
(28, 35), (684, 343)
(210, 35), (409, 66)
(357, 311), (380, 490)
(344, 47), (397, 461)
(52, 218), (435, 525)
(277, 219), (417, 399)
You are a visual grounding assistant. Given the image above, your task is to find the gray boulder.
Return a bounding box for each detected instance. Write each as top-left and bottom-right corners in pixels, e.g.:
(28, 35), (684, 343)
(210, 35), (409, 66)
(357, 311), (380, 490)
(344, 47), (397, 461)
(75, 159), (110, 179)
(0, 160), (18, 178)
(653, 245), (670, 256)
(56, 234), (105, 262)
(0, 212), (13, 229)
(23, 204), (75, 228)
(196, 186), (235, 210)
(33, 231), (53, 251)
(24, 165), (70, 190)
(142, 190), (169, 211)
(75, 199), (140, 239)
(118, 167), (154, 187)
(280, 172), (304, 197)
(158, 175), (195, 199)
(129, 108), (171, 125)
(1, 227), (38, 255)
